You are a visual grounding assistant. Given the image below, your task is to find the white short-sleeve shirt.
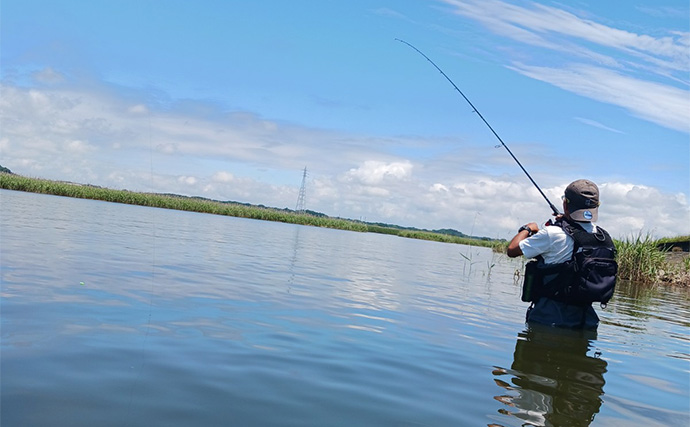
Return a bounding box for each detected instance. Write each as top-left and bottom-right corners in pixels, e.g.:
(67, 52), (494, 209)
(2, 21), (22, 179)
(519, 222), (597, 264)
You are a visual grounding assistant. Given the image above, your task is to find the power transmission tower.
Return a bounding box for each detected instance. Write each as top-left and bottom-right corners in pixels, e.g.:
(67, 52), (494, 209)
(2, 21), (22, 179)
(295, 166), (307, 214)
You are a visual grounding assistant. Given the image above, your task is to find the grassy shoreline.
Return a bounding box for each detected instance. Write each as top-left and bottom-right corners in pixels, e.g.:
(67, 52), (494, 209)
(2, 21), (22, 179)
(0, 173), (502, 249)
(615, 233), (689, 287)
(2, 173), (687, 285)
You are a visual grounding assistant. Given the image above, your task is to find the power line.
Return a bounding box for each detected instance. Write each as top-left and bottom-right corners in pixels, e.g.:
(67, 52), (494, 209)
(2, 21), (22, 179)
(295, 166), (307, 214)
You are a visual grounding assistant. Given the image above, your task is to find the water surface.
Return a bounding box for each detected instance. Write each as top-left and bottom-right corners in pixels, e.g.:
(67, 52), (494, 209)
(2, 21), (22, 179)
(1, 190), (688, 426)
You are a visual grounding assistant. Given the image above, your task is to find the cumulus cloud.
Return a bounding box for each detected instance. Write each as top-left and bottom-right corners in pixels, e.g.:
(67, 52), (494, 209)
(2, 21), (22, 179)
(599, 182), (689, 238)
(1, 75), (687, 240)
(0, 80), (382, 175)
(343, 160), (413, 185)
(128, 104), (149, 114)
(177, 175), (197, 185)
(430, 183), (449, 192)
(414, 177), (690, 239)
(212, 171), (235, 183)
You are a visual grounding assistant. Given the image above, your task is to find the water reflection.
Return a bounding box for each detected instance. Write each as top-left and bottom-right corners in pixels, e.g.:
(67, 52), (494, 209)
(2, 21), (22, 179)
(3, 191), (688, 426)
(491, 325), (607, 427)
(287, 225), (301, 294)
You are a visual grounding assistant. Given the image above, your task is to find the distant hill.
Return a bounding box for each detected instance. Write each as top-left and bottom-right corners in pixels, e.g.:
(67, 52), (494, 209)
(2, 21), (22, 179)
(350, 222), (493, 241)
(0, 165), (13, 174)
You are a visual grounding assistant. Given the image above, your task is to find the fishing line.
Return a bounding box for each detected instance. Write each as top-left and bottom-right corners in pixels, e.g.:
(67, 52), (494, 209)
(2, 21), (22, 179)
(395, 39), (561, 216)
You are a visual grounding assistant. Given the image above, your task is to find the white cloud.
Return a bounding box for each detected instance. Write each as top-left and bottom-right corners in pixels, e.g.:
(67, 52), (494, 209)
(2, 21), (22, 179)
(574, 117), (624, 134)
(156, 143), (178, 154)
(599, 182), (690, 238)
(430, 183), (449, 192)
(440, 0), (690, 132)
(440, 0), (620, 66)
(64, 139), (94, 153)
(177, 175), (197, 185)
(343, 160), (413, 185)
(128, 104), (149, 114)
(442, 0), (689, 69)
(32, 67), (65, 84)
(211, 171), (235, 183)
(510, 63), (690, 132)
(1, 78), (687, 240)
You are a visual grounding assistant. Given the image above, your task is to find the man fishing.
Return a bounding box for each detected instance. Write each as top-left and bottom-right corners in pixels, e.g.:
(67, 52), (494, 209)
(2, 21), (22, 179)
(506, 179), (618, 329)
(397, 42), (618, 328)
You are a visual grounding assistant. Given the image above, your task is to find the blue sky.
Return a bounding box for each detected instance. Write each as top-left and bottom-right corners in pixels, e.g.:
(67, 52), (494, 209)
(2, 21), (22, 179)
(1, 0), (688, 239)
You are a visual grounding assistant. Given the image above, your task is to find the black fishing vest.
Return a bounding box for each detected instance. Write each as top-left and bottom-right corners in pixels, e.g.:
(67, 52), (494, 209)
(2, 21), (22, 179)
(521, 218), (618, 306)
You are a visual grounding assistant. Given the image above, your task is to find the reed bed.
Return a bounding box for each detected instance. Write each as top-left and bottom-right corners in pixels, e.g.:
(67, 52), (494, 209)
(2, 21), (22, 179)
(397, 229), (497, 248)
(615, 233), (689, 286)
(614, 233), (669, 283)
(0, 173), (497, 246)
(0, 174), (369, 231)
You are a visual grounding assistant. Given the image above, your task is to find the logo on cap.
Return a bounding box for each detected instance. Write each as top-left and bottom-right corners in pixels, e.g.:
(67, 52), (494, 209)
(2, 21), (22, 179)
(583, 211), (593, 220)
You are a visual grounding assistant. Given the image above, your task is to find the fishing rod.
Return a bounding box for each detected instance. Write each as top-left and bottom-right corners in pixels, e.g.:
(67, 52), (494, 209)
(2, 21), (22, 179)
(396, 38), (561, 216)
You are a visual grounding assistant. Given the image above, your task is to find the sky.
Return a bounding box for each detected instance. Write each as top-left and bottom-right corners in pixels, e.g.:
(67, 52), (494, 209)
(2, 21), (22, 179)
(1, 0), (689, 240)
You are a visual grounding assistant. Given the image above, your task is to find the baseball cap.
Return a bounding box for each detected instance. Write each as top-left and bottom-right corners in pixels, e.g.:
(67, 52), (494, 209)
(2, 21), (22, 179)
(564, 179), (599, 222)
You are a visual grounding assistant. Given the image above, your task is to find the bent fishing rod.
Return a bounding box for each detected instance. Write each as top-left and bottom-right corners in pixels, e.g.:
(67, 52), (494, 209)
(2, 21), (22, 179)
(396, 38), (561, 216)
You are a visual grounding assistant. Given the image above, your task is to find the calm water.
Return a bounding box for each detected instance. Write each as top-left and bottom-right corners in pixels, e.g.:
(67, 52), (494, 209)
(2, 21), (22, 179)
(1, 189), (688, 426)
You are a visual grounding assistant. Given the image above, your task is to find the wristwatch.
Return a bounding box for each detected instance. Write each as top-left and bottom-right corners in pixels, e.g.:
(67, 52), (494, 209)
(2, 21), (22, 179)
(518, 225), (535, 236)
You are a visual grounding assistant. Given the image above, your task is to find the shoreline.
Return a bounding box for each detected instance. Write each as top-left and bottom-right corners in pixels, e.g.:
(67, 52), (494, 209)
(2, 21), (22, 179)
(2, 172), (687, 287)
(0, 173), (503, 249)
